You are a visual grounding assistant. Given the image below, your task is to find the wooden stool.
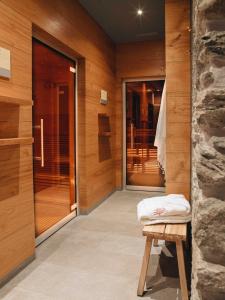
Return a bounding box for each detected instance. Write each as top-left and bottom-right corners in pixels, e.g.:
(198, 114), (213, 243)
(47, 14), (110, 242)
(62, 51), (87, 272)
(137, 223), (189, 300)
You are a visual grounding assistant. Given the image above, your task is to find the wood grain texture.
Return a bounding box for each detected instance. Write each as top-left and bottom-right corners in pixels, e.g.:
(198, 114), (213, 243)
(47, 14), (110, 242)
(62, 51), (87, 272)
(0, 0), (192, 283)
(0, 137), (33, 146)
(1, 0), (117, 213)
(0, 0), (116, 282)
(0, 4), (31, 101)
(165, 0), (191, 199)
(116, 41), (165, 79)
(139, 223), (188, 298)
(0, 2), (35, 282)
(137, 236), (152, 296)
(0, 95), (32, 105)
(143, 224), (166, 238)
(166, 152), (191, 184)
(115, 41), (165, 188)
(165, 224), (187, 241)
(0, 223), (35, 280)
(143, 223), (187, 241)
(167, 96), (190, 123)
(176, 240), (189, 300)
(166, 183), (191, 199)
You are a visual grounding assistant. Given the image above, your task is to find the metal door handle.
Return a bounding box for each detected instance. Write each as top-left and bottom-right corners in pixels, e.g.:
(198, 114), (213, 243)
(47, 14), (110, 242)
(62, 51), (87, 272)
(40, 118), (44, 167)
(131, 123), (134, 149)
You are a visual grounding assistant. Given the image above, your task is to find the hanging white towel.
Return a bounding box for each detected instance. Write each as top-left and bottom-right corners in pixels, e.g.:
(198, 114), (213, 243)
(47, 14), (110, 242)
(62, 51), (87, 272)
(137, 194), (191, 225)
(154, 81), (166, 171)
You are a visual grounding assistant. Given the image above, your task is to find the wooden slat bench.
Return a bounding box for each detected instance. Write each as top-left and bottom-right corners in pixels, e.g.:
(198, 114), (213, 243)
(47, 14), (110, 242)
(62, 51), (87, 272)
(137, 223), (188, 300)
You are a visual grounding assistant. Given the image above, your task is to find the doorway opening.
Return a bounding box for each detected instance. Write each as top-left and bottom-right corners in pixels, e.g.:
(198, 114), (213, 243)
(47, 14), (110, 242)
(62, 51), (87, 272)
(32, 38), (77, 242)
(123, 79), (165, 191)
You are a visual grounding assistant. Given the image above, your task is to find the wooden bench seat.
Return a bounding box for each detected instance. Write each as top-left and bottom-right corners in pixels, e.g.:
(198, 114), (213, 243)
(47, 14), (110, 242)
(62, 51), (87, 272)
(137, 223), (188, 300)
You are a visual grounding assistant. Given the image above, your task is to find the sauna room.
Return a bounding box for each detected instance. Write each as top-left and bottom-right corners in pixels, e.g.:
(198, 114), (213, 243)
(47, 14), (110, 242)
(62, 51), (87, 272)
(0, 0), (224, 299)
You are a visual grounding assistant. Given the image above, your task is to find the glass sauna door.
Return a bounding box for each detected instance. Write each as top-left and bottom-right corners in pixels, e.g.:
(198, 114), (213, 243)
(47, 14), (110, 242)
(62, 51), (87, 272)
(32, 39), (76, 237)
(125, 80), (165, 189)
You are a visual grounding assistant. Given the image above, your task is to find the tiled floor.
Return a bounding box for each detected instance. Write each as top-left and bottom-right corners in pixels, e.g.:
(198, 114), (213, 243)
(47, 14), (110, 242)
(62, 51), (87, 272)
(0, 190), (183, 300)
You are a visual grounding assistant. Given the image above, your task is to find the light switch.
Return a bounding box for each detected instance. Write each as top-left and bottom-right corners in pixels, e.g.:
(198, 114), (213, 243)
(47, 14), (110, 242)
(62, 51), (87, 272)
(0, 47), (11, 79)
(100, 89), (108, 105)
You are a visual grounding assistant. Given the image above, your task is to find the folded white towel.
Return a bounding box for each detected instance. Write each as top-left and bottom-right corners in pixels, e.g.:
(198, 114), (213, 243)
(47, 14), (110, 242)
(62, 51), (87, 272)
(137, 194), (191, 225)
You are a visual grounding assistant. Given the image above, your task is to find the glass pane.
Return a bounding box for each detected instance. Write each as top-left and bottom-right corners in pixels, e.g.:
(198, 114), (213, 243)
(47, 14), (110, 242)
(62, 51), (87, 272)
(32, 39), (75, 237)
(126, 80), (165, 187)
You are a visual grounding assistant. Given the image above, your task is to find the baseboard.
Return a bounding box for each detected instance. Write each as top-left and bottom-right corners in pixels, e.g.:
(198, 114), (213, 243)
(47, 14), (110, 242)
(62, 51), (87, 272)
(116, 187), (123, 191)
(79, 189), (116, 215)
(35, 211), (76, 246)
(0, 254), (35, 288)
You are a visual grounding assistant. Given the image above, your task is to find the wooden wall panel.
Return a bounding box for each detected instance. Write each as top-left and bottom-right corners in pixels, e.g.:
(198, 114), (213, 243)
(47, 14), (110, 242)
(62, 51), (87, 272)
(0, 5), (31, 100)
(0, 223), (34, 280)
(0, 0), (116, 282)
(165, 0), (191, 199)
(0, 2), (35, 284)
(0, 0), (191, 284)
(1, 0), (116, 214)
(115, 41), (165, 188)
(116, 41), (165, 79)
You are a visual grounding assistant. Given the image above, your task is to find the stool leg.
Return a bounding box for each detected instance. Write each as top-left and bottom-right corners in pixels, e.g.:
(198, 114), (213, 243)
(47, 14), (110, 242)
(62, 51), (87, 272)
(176, 240), (189, 300)
(137, 236), (152, 296)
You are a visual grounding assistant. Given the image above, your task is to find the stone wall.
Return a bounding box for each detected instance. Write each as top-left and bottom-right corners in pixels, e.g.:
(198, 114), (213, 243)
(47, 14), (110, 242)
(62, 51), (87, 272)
(192, 0), (225, 299)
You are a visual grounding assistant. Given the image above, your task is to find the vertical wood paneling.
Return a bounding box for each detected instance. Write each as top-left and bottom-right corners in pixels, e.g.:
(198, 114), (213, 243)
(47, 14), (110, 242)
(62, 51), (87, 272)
(1, 0), (116, 213)
(0, 0), (192, 284)
(0, 0), (116, 282)
(165, 0), (191, 199)
(0, 2), (35, 282)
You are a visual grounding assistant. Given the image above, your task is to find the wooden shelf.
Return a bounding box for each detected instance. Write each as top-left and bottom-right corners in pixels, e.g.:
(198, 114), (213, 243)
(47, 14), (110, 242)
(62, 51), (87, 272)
(0, 95), (33, 106)
(0, 137), (34, 146)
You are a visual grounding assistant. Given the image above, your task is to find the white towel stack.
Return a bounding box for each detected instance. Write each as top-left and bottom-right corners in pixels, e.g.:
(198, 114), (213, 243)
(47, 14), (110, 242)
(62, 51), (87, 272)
(137, 194), (191, 225)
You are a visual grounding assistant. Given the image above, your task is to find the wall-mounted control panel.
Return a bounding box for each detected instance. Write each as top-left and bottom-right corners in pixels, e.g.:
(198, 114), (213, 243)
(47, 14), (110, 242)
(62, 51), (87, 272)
(100, 89), (108, 105)
(0, 47), (11, 79)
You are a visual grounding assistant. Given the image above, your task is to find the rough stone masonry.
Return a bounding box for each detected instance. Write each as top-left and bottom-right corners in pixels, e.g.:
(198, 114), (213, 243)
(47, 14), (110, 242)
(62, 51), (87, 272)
(192, 0), (225, 299)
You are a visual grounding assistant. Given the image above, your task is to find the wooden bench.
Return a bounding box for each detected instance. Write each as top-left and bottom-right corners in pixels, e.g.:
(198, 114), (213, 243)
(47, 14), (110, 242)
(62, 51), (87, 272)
(137, 223), (188, 300)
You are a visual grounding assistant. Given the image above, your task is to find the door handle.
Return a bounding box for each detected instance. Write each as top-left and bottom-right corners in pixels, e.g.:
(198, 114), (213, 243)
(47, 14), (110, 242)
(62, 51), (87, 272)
(33, 119), (44, 167)
(131, 123), (134, 149)
(40, 118), (44, 167)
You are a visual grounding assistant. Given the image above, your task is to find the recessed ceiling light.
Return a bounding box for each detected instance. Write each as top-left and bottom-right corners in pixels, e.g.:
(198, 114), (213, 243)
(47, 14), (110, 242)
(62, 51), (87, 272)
(137, 9), (143, 16)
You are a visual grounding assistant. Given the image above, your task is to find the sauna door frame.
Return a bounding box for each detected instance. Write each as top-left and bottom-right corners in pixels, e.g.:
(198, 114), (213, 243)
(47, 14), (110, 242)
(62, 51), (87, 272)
(32, 35), (78, 246)
(122, 77), (166, 192)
